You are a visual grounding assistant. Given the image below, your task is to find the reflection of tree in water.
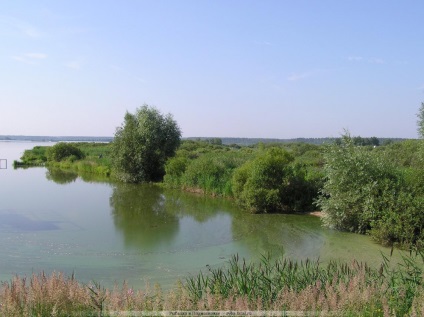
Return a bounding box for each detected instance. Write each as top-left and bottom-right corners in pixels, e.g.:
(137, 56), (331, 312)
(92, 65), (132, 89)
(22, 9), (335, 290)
(162, 189), (235, 222)
(230, 212), (324, 260)
(45, 168), (78, 184)
(110, 183), (179, 250)
(78, 172), (111, 184)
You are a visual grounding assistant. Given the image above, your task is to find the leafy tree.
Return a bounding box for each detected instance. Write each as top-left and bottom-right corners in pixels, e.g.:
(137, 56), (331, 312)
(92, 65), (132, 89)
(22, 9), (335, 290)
(46, 143), (85, 162)
(112, 105), (181, 183)
(317, 133), (424, 247)
(316, 134), (398, 233)
(417, 102), (424, 138)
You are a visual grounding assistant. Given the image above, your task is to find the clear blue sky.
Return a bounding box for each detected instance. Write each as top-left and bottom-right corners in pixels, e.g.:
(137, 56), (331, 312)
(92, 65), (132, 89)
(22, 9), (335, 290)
(1, 1), (423, 138)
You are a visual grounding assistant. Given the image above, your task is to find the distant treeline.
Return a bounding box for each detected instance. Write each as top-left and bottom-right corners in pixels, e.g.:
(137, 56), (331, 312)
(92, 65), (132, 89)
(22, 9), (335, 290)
(184, 137), (409, 146)
(1, 135), (409, 145)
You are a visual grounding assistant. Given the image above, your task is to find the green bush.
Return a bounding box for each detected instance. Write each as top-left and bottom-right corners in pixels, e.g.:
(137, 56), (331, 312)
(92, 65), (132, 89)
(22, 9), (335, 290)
(46, 143), (85, 162)
(316, 135), (399, 233)
(163, 156), (189, 186)
(317, 134), (424, 247)
(232, 148), (298, 213)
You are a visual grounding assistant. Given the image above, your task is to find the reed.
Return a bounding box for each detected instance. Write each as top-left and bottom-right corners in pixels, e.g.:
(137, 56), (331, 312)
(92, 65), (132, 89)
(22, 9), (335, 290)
(0, 253), (423, 316)
(185, 251), (424, 316)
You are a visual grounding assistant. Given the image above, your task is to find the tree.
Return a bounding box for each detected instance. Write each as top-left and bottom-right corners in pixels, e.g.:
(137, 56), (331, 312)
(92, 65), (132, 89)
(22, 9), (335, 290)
(316, 134), (399, 233)
(112, 105), (181, 183)
(417, 102), (424, 138)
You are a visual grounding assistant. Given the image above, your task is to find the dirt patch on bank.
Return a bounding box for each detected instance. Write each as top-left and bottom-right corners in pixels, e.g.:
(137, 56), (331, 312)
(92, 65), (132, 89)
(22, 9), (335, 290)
(307, 211), (323, 217)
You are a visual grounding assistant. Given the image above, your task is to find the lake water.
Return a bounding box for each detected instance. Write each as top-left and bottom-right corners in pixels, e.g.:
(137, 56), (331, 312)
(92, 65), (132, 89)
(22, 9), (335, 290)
(0, 141), (403, 290)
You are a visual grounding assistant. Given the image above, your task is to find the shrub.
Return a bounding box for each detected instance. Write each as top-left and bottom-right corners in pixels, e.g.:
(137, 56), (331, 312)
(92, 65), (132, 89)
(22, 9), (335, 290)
(163, 156), (189, 186)
(46, 143), (85, 162)
(317, 134), (424, 247)
(232, 148), (296, 213)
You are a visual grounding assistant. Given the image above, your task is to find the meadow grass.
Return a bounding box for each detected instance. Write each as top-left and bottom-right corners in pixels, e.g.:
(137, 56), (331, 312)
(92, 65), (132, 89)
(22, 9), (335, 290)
(1, 252), (423, 316)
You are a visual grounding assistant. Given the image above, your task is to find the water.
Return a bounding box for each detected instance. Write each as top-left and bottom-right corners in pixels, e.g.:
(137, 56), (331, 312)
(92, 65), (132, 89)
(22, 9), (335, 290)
(0, 141), (403, 290)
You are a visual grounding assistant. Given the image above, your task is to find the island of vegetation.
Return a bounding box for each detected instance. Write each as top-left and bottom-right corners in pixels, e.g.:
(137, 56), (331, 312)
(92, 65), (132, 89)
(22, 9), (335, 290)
(8, 103), (424, 316)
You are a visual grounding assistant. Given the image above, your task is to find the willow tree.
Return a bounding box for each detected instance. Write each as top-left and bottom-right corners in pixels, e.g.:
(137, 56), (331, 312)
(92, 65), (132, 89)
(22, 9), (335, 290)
(112, 105), (181, 183)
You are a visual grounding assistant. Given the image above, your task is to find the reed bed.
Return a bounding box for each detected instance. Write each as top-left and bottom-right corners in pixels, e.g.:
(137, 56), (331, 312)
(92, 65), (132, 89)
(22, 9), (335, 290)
(0, 252), (423, 316)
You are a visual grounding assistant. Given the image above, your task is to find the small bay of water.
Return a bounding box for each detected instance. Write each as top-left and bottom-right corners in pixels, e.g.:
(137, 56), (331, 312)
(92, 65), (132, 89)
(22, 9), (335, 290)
(0, 141), (403, 289)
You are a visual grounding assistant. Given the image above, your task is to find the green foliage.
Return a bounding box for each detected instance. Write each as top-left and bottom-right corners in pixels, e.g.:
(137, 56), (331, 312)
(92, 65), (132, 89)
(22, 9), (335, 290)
(379, 139), (423, 168)
(232, 148), (314, 213)
(20, 146), (48, 164)
(317, 134), (399, 233)
(185, 251), (424, 315)
(370, 190), (424, 248)
(163, 156), (189, 186)
(180, 151), (247, 196)
(180, 154), (232, 196)
(317, 133), (424, 247)
(112, 105), (181, 183)
(46, 143), (85, 162)
(163, 140), (254, 196)
(163, 141), (321, 211)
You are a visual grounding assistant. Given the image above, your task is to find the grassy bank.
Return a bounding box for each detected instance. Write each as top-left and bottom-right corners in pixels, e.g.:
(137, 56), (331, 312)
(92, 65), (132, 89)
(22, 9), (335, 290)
(1, 252), (423, 316)
(14, 142), (112, 176)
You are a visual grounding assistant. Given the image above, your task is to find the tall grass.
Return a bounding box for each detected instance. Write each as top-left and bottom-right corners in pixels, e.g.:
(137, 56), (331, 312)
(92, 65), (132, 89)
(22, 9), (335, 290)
(185, 251), (424, 316)
(1, 252), (423, 316)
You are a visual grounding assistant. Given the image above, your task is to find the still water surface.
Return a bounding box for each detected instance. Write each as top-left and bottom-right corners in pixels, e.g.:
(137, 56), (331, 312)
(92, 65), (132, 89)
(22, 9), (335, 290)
(0, 141), (402, 289)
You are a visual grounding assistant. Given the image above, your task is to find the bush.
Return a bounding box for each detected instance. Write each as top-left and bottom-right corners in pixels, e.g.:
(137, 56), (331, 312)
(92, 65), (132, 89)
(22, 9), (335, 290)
(46, 143), (85, 162)
(316, 134), (399, 233)
(163, 156), (189, 186)
(316, 134), (424, 247)
(232, 148), (297, 213)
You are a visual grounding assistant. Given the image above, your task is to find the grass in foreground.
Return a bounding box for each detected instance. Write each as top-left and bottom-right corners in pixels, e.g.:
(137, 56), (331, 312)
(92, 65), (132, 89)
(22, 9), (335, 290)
(0, 252), (423, 316)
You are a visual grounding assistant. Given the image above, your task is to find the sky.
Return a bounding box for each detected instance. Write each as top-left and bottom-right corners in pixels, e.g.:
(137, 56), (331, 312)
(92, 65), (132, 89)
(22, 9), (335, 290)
(1, 1), (423, 139)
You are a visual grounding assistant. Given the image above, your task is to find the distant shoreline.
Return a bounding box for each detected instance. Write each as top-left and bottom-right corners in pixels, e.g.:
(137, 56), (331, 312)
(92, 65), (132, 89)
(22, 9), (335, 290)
(1, 135), (410, 146)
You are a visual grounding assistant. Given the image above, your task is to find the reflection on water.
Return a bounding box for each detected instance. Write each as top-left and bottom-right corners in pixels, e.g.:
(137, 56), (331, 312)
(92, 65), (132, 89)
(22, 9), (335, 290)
(110, 183), (179, 249)
(0, 141), (407, 289)
(46, 168), (78, 184)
